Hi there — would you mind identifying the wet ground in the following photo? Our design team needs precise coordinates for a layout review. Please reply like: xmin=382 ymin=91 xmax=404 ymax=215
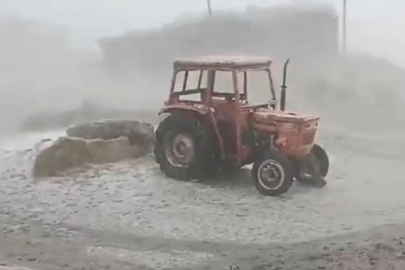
xmin=1 ymin=125 xmax=405 ymax=269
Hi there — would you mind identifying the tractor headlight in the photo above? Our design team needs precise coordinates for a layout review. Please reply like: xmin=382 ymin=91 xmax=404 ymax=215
xmin=305 ymin=120 xmax=318 ymax=129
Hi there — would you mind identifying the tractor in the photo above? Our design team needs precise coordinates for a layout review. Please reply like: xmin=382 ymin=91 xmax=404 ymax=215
xmin=153 ymin=56 xmax=329 ymax=196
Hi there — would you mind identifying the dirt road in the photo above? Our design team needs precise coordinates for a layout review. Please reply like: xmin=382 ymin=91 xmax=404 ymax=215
xmin=1 ymin=125 xmax=405 ymax=269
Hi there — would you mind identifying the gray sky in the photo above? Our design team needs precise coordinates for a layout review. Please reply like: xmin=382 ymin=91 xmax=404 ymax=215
xmin=1 ymin=0 xmax=405 ymax=66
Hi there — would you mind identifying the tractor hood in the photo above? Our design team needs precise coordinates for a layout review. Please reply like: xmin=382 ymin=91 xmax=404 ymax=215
xmin=252 ymin=108 xmax=320 ymax=157
xmin=252 ymin=108 xmax=319 ymax=125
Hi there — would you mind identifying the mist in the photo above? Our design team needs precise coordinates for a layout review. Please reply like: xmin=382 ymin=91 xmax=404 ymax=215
xmin=2 ymin=2 xmax=405 ymax=267
xmin=0 ymin=0 xmax=404 ymax=136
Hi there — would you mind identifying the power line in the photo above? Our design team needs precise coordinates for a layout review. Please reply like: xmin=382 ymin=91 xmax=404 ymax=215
xmin=342 ymin=0 xmax=347 ymax=54
xmin=207 ymin=0 xmax=212 ymax=17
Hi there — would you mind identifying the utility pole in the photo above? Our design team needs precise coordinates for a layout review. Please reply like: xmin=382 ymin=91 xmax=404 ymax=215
xmin=342 ymin=0 xmax=347 ymax=54
xmin=207 ymin=0 xmax=212 ymax=17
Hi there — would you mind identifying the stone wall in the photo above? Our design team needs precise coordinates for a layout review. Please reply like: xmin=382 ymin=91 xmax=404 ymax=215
xmin=98 ymin=5 xmax=339 ymax=73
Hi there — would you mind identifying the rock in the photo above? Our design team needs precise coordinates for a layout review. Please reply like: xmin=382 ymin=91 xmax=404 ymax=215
xmin=66 ymin=119 xmax=154 ymax=154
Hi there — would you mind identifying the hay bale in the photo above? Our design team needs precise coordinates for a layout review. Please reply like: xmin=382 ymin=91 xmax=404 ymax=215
xmin=32 ymin=120 xmax=155 ymax=178
xmin=32 ymin=136 xmax=143 ymax=178
xmin=86 ymin=136 xmax=139 ymax=164
xmin=66 ymin=119 xmax=154 ymax=140
xmin=32 ymin=137 xmax=91 ymax=177
xmin=67 ymin=119 xmax=154 ymax=154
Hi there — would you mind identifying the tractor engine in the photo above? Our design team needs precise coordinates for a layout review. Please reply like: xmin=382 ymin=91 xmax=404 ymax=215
xmin=252 ymin=109 xmax=319 ymax=158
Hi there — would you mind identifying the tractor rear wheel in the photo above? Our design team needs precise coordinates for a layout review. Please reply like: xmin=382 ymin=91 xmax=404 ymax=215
xmin=154 ymin=114 xmax=217 ymax=181
xmin=312 ymin=144 xmax=329 ymax=177
xmin=294 ymin=144 xmax=329 ymax=187
xmin=252 ymin=150 xmax=293 ymax=196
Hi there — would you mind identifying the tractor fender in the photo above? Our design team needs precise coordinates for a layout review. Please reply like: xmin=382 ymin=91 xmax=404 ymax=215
xmin=158 ymin=104 xmax=226 ymax=160
xmin=159 ymin=104 xmax=210 ymax=116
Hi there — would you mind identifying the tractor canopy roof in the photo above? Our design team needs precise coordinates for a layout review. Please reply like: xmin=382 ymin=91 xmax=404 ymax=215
xmin=173 ymin=55 xmax=272 ymax=72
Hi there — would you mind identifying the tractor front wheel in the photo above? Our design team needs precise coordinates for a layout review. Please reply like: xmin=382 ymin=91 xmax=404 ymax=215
xmin=294 ymin=144 xmax=329 ymax=187
xmin=252 ymin=151 xmax=293 ymax=196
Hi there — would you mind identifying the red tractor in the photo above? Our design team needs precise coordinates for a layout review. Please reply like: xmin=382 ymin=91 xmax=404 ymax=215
xmin=154 ymin=56 xmax=329 ymax=196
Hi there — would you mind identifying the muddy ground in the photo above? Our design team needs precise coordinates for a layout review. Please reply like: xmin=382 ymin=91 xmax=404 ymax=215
xmin=1 ymin=124 xmax=405 ymax=270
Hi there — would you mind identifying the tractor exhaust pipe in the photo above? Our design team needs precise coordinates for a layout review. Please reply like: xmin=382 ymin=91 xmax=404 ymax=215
xmin=280 ymin=58 xmax=290 ymax=111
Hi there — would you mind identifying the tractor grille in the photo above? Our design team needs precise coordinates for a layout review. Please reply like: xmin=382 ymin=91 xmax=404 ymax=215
xmin=303 ymin=132 xmax=315 ymax=144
